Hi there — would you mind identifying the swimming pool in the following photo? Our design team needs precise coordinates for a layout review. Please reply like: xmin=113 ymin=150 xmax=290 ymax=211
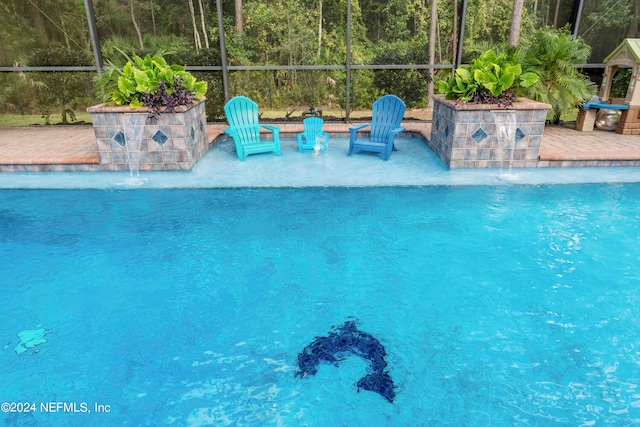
xmin=2 ymin=185 xmax=640 ymax=426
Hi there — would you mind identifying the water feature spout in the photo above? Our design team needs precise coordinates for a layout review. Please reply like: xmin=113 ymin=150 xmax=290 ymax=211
xmin=302 ymin=105 xmax=323 ymax=117
xmin=492 ymin=110 xmax=517 ymax=177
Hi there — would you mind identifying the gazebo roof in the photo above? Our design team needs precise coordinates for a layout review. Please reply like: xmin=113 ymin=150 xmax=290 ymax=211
xmin=603 ymin=38 xmax=640 ymax=65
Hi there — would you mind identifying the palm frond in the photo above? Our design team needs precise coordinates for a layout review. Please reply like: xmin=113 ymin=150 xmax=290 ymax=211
xmin=521 ymin=26 xmax=596 ymax=123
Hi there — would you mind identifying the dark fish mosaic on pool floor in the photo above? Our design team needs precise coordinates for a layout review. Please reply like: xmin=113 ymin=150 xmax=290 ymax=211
xmin=295 ymin=320 xmax=396 ymax=403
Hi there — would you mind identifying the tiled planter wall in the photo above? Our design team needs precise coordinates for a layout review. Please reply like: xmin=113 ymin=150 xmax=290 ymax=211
xmin=430 ymin=95 xmax=551 ymax=168
xmin=87 ymin=98 xmax=208 ymax=171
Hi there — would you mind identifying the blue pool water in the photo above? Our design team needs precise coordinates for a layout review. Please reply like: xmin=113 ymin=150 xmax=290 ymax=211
xmin=2 ymin=185 xmax=640 ymax=426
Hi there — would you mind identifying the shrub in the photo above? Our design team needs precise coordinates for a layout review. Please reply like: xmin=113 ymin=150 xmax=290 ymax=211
xmin=520 ymin=26 xmax=597 ymax=122
xmin=372 ymin=45 xmax=431 ymax=107
xmin=28 ymin=45 xmax=94 ymax=123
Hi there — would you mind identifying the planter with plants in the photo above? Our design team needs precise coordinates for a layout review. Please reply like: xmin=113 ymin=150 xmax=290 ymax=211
xmin=87 ymin=54 xmax=209 ymax=171
xmin=432 ymin=49 xmax=551 ymax=169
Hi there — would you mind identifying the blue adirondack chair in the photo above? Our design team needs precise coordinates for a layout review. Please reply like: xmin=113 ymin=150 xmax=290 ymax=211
xmin=348 ymin=95 xmax=406 ymax=161
xmin=297 ymin=117 xmax=329 ymax=152
xmin=223 ymin=96 xmax=282 ymax=161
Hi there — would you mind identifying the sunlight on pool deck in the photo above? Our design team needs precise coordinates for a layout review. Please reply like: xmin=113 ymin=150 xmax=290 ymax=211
xmin=2 ymin=123 xmax=640 ymax=189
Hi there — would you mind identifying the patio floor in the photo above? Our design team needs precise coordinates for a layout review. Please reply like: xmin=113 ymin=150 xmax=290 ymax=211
xmin=1 ymin=122 xmax=640 ymax=173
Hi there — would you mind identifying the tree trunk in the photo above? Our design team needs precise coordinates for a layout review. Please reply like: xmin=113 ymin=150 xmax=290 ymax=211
xmin=130 ymin=0 xmax=144 ymax=50
xmin=317 ymin=0 xmax=323 ymax=58
xmin=427 ymin=0 xmax=437 ymax=109
xmin=28 ymin=0 xmax=48 ymax=44
xmin=234 ymin=0 xmax=243 ymax=34
xmin=198 ymin=0 xmax=210 ymax=49
xmin=628 ymin=0 xmax=639 ymax=37
xmin=187 ymin=0 xmax=202 ymax=51
xmin=509 ymin=0 xmax=525 ymax=47
xmin=60 ymin=15 xmax=70 ymax=49
xmin=150 ymin=0 xmax=156 ymax=37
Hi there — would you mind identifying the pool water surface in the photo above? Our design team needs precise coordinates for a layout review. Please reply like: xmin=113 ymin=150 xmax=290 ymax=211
xmin=1 ymin=185 xmax=640 ymax=426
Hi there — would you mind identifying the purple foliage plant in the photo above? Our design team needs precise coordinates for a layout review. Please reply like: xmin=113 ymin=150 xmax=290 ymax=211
xmin=140 ymin=76 xmax=196 ymax=121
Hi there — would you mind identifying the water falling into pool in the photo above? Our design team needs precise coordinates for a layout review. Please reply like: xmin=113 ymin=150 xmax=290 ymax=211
xmin=120 ymin=114 xmax=147 ymax=186
xmin=493 ymin=110 xmax=518 ymax=179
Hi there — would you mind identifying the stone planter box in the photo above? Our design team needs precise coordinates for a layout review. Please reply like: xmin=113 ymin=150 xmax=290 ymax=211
xmin=87 ymin=98 xmax=208 ymax=171
xmin=429 ymin=94 xmax=551 ymax=168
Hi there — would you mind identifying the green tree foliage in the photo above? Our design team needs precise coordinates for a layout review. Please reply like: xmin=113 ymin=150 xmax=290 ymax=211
xmin=462 ymin=0 xmax=536 ymax=57
xmin=167 ymin=49 xmax=225 ymax=120
xmin=610 ymin=68 xmax=633 ymax=98
xmin=579 ymin=0 xmax=640 ymax=62
xmin=96 ymin=0 xmax=192 ymax=45
xmin=0 ymin=0 xmax=631 ymax=120
xmin=28 ymin=45 xmax=94 ymax=123
xmin=227 ymin=0 xmax=316 ymax=66
xmin=0 ymin=0 xmax=89 ymax=66
xmin=371 ymin=42 xmax=431 ymax=107
xmin=0 ymin=73 xmax=36 ymax=115
xmin=0 ymin=2 xmax=35 ymax=66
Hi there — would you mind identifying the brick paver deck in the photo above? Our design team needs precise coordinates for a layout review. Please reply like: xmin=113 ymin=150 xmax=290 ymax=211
xmin=0 ymin=122 xmax=639 ymax=171
xmin=539 ymin=124 xmax=640 ymax=166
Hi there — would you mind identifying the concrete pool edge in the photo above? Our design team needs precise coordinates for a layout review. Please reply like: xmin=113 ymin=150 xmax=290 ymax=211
xmin=2 ymin=166 xmax=640 ymax=190
xmin=2 ymin=133 xmax=640 ymax=189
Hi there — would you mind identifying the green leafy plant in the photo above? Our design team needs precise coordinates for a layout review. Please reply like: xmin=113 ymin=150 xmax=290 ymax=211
xmin=437 ymin=49 xmax=539 ymax=106
xmin=610 ymin=68 xmax=632 ymax=99
xmin=96 ymin=53 xmax=207 ymax=113
xmin=519 ymin=27 xmax=597 ymax=123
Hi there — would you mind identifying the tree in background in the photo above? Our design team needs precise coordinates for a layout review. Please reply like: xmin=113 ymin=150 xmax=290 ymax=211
xmin=235 ymin=0 xmax=243 ymax=34
xmin=130 ymin=0 xmax=144 ymax=49
xmin=198 ymin=0 xmax=210 ymax=48
xmin=0 ymin=1 xmax=35 ymax=66
xmin=0 ymin=0 xmax=89 ymax=66
xmin=1 ymin=0 xmax=630 ymax=120
xmin=316 ymin=0 xmax=324 ymax=58
xmin=187 ymin=0 xmax=202 ymax=50
xmin=372 ymin=44 xmax=430 ymax=107
xmin=29 ymin=45 xmax=94 ymax=123
xmin=463 ymin=0 xmax=535 ymax=56
xmin=579 ymin=0 xmax=640 ymax=62
xmin=509 ymin=0 xmax=525 ymax=47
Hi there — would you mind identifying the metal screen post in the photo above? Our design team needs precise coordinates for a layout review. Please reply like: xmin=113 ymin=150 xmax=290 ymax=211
xmin=345 ymin=0 xmax=351 ymax=121
xmin=571 ymin=0 xmax=585 ymax=37
xmin=216 ymin=0 xmax=230 ymax=101
xmin=455 ymin=0 xmax=468 ymax=69
xmin=84 ymin=0 xmax=103 ymax=73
